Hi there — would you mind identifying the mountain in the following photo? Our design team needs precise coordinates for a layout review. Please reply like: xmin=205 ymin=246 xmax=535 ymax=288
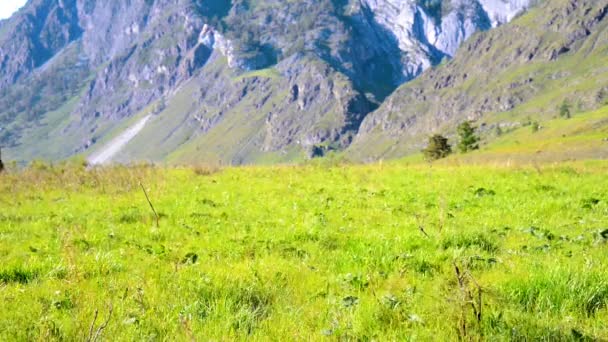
xmin=349 ymin=0 xmax=608 ymax=161
xmin=0 ymin=0 xmax=531 ymax=164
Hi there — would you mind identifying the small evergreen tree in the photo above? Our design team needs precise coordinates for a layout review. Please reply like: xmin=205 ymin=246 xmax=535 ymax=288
xmin=423 ymin=135 xmax=452 ymax=161
xmin=559 ymin=100 xmax=571 ymax=119
xmin=457 ymin=121 xmax=480 ymax=153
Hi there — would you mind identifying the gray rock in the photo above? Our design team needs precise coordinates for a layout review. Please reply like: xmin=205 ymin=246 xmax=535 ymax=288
xmin=0 ymin=0 xmax=532 ymax=164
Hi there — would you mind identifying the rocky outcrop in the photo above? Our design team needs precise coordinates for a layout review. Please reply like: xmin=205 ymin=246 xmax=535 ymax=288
xmin=356 ymin=0 xmax=530 ymax=84
xmin=0 ymin=0 xmax=534 ymax=164
xmin=264 ymin=54 xmax=373 ymax=151
xmin=349 ymin=0 xmax=608 ymax=161
xmin=0 ymin=0 xmax=82 ymax=89
xmin=75 ymin=1 xmax=210 ymax=121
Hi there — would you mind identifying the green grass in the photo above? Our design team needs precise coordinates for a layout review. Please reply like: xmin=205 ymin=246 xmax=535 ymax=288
xmin=486 ymin=108 xmax=608 ymax=155
xmin=386 ymin=105 xmax=608 ymax=166
xmin=349 ymin=0 xmax=608 ymax=161
xmin=1 ymin=160 xmax=608 ymax=340
xmin=485 ymin=107 xmax=607 ymax=161
xmin=232 ymin=68 xmax=282 ymax=82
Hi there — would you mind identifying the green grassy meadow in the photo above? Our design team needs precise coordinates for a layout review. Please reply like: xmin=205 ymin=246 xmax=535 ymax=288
xmin=1 ymin=160 xmax=608 ymax=340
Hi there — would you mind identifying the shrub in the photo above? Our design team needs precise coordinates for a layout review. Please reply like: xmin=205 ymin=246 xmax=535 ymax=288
xmin=193 ymin=164 xmax=222 ymax=176
xmin=422 ymin=134 xmax=452 ymax=161
xmin=531 ymin=121 xmax=540 ymax=133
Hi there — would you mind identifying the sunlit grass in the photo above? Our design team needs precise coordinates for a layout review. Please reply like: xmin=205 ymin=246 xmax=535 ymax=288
xmin=1 ymin=160 xmax=607 ymax=340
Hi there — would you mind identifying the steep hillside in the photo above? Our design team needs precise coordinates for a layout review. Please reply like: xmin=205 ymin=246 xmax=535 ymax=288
xmin=0 ymin=0 xmax=530 ymax=164
xmin=349 ymin=0 xmax=608 ymax=161
xmin=400 ymin=105 xmax=608 ymax=165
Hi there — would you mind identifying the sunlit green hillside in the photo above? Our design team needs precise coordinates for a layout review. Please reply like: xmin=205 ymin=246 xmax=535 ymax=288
xmin=422 ymin=105 xmax=608 ymax=165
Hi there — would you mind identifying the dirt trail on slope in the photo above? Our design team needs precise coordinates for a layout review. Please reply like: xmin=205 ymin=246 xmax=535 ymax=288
xmin=87 ymin=115 xmax=151 ymax=165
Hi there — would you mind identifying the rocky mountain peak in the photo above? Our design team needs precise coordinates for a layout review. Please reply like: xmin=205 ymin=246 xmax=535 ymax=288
xmin=1 ymin=0 xmax=533 ymax=164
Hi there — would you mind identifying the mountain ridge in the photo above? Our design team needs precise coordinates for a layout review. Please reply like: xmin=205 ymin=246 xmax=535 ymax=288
xmin=7 ymin=0 xmax=591 ymax=165
xmin=348 ymin=0 xmax=608 ymax=161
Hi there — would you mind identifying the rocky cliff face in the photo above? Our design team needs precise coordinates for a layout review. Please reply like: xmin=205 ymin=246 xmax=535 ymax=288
xmin=0 ymin=0 xmax=82 ymax=89
xmin=350 ymin=0 xmax=531 ymax=86
xmin=349 ymin=0 xmax=608 ymax=161
xmin=0 ymin=0 xmax=531 ymax=164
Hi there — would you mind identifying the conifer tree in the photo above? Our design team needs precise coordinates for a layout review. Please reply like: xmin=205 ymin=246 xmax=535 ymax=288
xmin=457 ymin=121 xmax=480 ymax=153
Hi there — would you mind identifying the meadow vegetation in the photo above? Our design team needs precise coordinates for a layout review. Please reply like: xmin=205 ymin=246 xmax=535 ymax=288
xmin=1 ymin=158 xmax=608 ymax=340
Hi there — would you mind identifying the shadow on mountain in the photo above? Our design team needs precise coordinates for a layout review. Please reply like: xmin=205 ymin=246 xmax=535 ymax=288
xmin=194 ymin=0 xmax=232 ymax=21
xmin=321 ymin=0 xmax=406 ymax=103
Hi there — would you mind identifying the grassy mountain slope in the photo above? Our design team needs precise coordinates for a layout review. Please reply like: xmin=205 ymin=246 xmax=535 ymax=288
xmin=466 ymin=106 xmax=608 ymax=163
xmin=1 ymin=0 xmax=533 ymax=165
xmin=392 ymin=105 xmax=608 ymax=166
xmin=0 ymin=41 xmax=93 ymax=160
xmin=99 ymin=52 xmax=371 ymax=165
xmin=1 ymin=0 xmax=375 ymax=164
xmin=349 ymin=0 xmax=608 ymax=161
